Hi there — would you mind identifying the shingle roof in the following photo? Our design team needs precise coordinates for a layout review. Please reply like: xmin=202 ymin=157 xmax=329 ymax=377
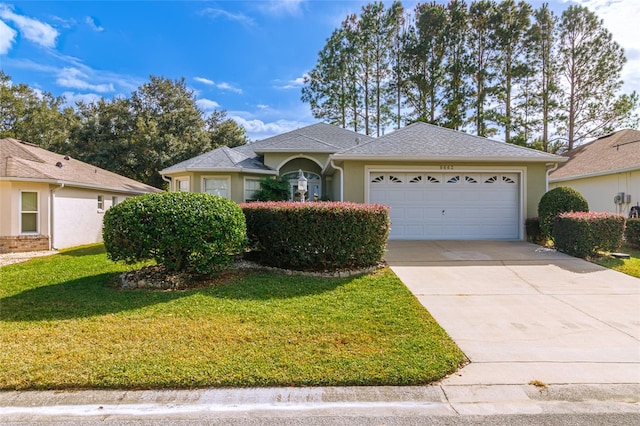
xmin=160 ymin=146 xmax=275 ymax=174
xmin=1 ymin=138 xmax=159 ymax=194
xmin=549 ymin=129 xmax=640 ymax=180
xmin=249 ymin=122 xmax=373 ymax=154
xmin=333 ymin=122 xmax=564 ymax=162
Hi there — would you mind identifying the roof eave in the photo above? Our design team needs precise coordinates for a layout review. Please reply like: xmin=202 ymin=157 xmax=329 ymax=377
xmin=330 ymin=155 xmax=567 ymax=163
xmin=550 ymin=164 xmax=640 ymax=183
xmin=160 ymin=167 xmax=277 ymax=175
xmin=0 ymin=177 xmax=158 ymax=194
xmin=254 ymin=149 xmax=337 ymax=154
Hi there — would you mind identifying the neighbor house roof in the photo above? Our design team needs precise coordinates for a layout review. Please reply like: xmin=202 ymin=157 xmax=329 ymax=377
xmin=549 ymin=129 xmax=640 ymax=181
xmin=332 ymin=122 xmax=565 ymax=163
xmin=159 ymin=146 xmax=276 ymax=175
xmin=0 ymin=138 xmax=160 ymax=194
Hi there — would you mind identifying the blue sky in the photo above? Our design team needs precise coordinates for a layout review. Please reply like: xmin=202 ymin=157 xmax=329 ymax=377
xmin=1 ymin=0 xmax=638 ymax=141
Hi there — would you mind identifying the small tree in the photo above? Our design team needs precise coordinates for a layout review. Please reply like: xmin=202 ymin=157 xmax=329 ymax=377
xmin=103 ymin=192 xmax=246 ymax=273
xmin=253 ymin=177 xmax=290 ymax=201
xmin=538 ymin=186 xmax=588 ymax=240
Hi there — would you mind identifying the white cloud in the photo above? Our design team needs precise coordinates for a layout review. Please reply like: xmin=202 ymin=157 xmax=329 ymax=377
xmin=0 ymin=4 xmax=58 ymax=48
xmin=230 ymin=116 xmax=310 ymax=140
xmin=200 ymin=8 xmax=254 ymax=26
xmin=194 ymin=77 xmax=215 ymax=85
xmin=196 ymin=98 xmax=220 ymax=111
xmin=0 ymin=18 xmax=16 ymax=54
xmin=275 ymin=73 xmax=308 ymax=90
xmin=61 ymin=91 xmax=102 ymax=106
xmin=85 ymin=16 xmax=104 ymax=32
xmin=56 ymin=67 xmax=115 ymax=93
xmin=258 ymin=0 xmax=306 ymax=17
xmin=216 ymin=82 xmax=243 ymax=94
xmin=257 ymin=104 xmax=270 ymax=110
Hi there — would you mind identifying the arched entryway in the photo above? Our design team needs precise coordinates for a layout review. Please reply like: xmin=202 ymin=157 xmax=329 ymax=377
xmin=278 ymin=157 xmax=323 ymax=201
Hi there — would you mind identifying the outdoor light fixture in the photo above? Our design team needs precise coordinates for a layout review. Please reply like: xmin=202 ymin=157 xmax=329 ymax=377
xmin=297 ymin=169 xmax=308 ymax=202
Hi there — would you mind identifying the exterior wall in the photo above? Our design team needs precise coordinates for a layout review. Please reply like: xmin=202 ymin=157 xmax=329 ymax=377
xmin=53 ymin=187 xmax=134 ymax=249
xmin=0 ymin=182 xmax=51 ymax=252
xmin=340 ymin=160 xmax=549 ymax=220
xmin=550 ymin=170 xmax=640 ymax=215
xmin=166 ymin=172 xmax=270 ymax=204
xmin=263 ymin=152 xmax=329 ymax=172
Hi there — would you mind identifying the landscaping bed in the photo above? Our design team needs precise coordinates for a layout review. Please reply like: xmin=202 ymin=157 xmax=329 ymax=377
xmin=0 ymin=245 xmax=466 ymax=390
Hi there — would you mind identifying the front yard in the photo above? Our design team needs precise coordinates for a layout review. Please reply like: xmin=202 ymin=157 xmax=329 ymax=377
xmin=594 ymin=245 xmax=640 ymax=279
xmin=0 ymin=245 xmax=465 ymax=390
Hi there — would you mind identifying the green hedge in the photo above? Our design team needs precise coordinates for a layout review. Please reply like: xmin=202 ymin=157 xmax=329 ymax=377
xmin=241 ymin=202 xmax=390 ymax=271
xmin=553 ymin=212 xmax=625 ymax=258
xmin=538 ymin=187 xmax=589 ymax=240
xmin=103 ymin=192 xmax=246 ymax=273
xmin=525 ymin=217 xmax=545 ymax=245
xmin=625 ymin=218 xmax=640 ymax=248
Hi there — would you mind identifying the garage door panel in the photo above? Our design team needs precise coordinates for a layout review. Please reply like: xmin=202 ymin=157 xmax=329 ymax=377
xmin=370 ymin=172 xmax=520 ymax=240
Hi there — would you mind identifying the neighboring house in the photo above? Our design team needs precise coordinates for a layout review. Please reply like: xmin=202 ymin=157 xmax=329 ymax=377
xmin=549 ymin=129 xmax=640 ymax=216
xmin=0 ymin=138 xmax=159 ymax=253
xmin=161 ymin=122 xmax=564 ymax=240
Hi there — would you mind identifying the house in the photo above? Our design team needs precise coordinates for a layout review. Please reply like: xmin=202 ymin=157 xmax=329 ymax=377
xmin=549 ymin=129 xmax=640 ymax=215
xmin=0 ymin=138 xmax=160 ymax=253
xmin=160 ymin=122 xmax=564 ymax=240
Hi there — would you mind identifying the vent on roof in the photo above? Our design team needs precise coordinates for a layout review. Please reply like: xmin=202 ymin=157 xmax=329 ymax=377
xmin=355 ymin=137 xmax=361 ymax=145
xmin=64 ymin=155 xmax=70 ymax=160
xmin=55 ymin=162 xmax=63 ymax=168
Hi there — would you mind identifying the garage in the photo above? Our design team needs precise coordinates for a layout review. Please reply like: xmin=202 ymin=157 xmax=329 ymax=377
xmin=369 ymin=171 xmax=520 ymax=240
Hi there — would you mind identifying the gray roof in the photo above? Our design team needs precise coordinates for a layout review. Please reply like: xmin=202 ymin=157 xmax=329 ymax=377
xmin=160 ymin=146 xmax=275 ymax=174
xmin=333 ymin=122 xmax=565 ymax=162
xmin=1 ymin=138 xmax=160 ymax=194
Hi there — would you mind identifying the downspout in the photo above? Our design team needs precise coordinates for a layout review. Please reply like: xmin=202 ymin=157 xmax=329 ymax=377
xmin=545 ymin=163 xmax=559 ymax=192
xmin=49 ymin=183 xmax=64 ymax=250
xmin=161 ymin=175 xmax=172 ymax=191
xmin=330 ymin=160 xmax=344 ymax=202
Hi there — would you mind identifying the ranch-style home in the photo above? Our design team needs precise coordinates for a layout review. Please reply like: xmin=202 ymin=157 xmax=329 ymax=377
xmin=0 ymin=138 xmax=159 ymax=253
xmin=549 ymin=129 xmax=640 ymax=216
xmin=161 ymin=122 xmax=565 ymax=241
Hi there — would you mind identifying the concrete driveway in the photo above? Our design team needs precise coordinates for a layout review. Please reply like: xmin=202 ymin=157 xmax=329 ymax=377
xmin=386 ymin=240 xmax=640 ymax=386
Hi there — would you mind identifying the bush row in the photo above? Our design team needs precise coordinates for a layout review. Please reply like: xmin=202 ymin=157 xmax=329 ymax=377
xmin=241 ymin=201 xmax=390 ymax=271
xmin=103 ymin=192 xmax=246 ymax=273
xmin=626 ymin=218 xmax=640 ymax=249
xmin=552 ymin=212 xmax=625 ymax=258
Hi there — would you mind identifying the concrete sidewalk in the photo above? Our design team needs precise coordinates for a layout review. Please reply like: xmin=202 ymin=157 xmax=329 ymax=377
xmin=387 ymin=240 xmax=640 ymax=387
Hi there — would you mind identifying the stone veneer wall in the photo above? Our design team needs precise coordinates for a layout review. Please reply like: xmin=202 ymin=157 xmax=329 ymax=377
xmin=0 ymin=235 xmax=50 ymax=253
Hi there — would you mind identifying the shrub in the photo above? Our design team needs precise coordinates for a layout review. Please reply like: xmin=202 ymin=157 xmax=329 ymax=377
xmin=103 ymin=192 xmax=246 ymax=273
xmin=241 ymin=201 xmax=390 ymax=271
xmin=625 ymin=218 xmax=640 ymax=248
xmin=553 ymin=212 xmax=625 ymax=258
xmin=252 ymin=177 xmax=291 ymax=201
xmin=538 ymin=187 xmax=589 ymax=239
xmin=525 ymin=217 xmax=545 ymax=245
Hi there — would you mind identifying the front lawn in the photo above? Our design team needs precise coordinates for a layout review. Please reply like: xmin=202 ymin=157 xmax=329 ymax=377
xmin=0 ymin=245 xmax=465 ymax=390
xmin=594 ymin=245 xmax=640 ymax=279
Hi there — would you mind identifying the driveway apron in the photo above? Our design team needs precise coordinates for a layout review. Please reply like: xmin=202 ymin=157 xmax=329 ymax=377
xmin=386 ymin=240 xmax=640 ymax=386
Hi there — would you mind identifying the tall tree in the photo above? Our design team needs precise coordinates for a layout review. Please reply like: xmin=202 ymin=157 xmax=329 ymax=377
xmin=205 ymin=110 xmax=248 ymax=149
xmin=441 ymin=0 xmax=470 ymax=130
xmin=558 ymin=5 xmax=638 ymax=150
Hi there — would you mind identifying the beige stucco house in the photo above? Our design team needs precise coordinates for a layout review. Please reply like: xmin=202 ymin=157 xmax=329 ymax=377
xmin=161 ymin=122 xmax=565 ymax=240
xmin=0 ymin=138 xmax=159 ymax=253
xmin=549 ymin=129 xmax=640 ymax=216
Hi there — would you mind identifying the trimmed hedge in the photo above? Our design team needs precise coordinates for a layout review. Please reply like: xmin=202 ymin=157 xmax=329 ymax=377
xmin=525 ymin=217 xmax=545 ymax=245
xmin=241 ymin=201 xmax=390 ymax=271
xmin=538 ymin=187 xmax=589 ymax=239
xmin=553 ymin=212 xmax=625 ymax=258
xmin=103 ymin=192 xmax=246 ymax=273
xmin=625 ymin=218 xmax=640 ymax=248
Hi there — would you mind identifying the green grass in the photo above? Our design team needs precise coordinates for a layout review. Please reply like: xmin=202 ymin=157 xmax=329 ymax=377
xmin=594 ymin=245 xmax=640 ymax=279
xmin=0 ymin=245 xmax=465 ymax=390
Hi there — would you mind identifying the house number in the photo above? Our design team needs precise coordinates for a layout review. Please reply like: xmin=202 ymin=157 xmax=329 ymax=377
xmin=440 ymin=165 xmax=454 ymax=170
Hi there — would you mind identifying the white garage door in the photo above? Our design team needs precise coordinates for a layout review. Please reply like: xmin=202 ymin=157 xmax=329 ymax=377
xmin=369 ymin=172 xmax=520 ymax=240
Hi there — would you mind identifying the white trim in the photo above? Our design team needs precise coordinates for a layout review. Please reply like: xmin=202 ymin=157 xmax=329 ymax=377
xmin=0 ymin=177 xmax=155 ymax=195
xmin=549 ymin=165 xmax=640 ymax=183
xmin=160 ymin=167 xmax=276 ymax=175
xmin=175 ymin=177 xmax=190 ymax=192
xmin=201 ymin=175 xmax=231 ymax=198
xmin=275 ymin=155 xmax=324 ymax=172
xmin=19 ymin=190 xmax=39 ymax=235
xmin=365 ymin=166 xmax=525 ymax=240
xmin=333 ymin=154 xmax=565 ymax=163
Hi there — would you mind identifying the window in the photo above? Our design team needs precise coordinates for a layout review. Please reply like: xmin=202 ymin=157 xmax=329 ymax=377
xmin=20 ymin=191 xmax=38 ymax=234
xmin=203 ymin=178 xmax=229 ymax=198
xmin=244 ymin=178 xmax=261 ymax=201
xmin=176 ymin=178 xmax=190 ymax=192
xmin=97 ymin=195 xmax=104 ymax=210
xmin=112 ymin=196 xmax=118 ymax=207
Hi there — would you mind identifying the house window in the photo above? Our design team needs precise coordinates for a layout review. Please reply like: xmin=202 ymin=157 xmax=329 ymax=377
xmin=111 ymin=196 xmax=118 ymax=207
xmin=20 ymin=191 xmax=38 ymax=234
xmin=97 ymin=195 xmax=104 ymax=210
xmin=245 ymin=178 xmax=262 ymax=201
xmin=203 ymin=178 xmax=229 ymax=198
xmin=176 ymin=178 xmax=190 ymax=192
